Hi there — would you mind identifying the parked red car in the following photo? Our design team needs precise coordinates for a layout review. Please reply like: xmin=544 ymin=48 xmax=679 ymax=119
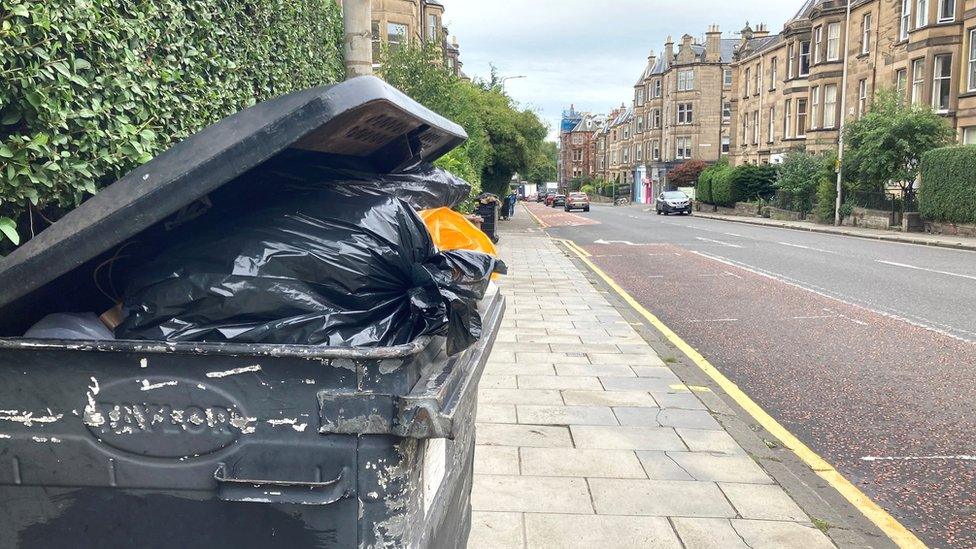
xmin=544 ymin=193 xmax=557 ymax=206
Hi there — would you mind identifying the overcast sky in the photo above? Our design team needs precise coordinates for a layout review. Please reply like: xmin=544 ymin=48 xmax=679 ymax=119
xmin=440 ymin=0 xmax=803 ymax=140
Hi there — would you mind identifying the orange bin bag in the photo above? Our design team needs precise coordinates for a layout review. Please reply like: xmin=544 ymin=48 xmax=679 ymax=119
xmin=420 ymin=207 xmax=498 ymax=257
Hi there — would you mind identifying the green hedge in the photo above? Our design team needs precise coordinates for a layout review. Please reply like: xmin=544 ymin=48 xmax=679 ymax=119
xmin=697 ymin=159 xmax=730 ymax=205
xmin=0 ymin=0 xmax=344 ymax=246
xmin=698 ymin=161 xmax=778 ymax=207
xmin=920 ymin=145 xmax=976 ymax=224
xmin=710 ymin=167 xmax=736 ymax=206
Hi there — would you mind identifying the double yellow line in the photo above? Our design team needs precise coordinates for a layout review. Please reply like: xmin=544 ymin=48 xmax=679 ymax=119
xmin=557 ymin=239 xmax=925 ymax=549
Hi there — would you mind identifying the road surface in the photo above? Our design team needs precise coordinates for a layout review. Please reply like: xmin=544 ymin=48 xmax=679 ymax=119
xmin=529 ymin=201 xmax=976 ymax=548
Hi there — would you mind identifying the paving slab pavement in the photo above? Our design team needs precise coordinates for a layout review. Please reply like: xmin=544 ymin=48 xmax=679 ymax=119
xmin=467 ymin=213 xmax=839 ymax=548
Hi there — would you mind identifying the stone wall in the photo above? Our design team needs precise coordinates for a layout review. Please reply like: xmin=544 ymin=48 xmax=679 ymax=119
xmin=849 ymin=206 xmax=893 ymax=230
xmin=734 ymin=202 xmax=762 ymax=216
xmin=765 ymin=206 xmax=804 ymax=221
xmin=923 ymin=220 xmax=976 ymax=237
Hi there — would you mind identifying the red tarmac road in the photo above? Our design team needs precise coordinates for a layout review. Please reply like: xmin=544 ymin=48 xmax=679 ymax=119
xmin=575 ymin=239 xmax=976 ymax=548
xmin=524 ymin=201 xmax=600 ymax=228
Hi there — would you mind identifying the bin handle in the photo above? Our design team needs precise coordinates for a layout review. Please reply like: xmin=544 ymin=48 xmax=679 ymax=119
xmin=214 ymin=464 xmax=352 ymax=506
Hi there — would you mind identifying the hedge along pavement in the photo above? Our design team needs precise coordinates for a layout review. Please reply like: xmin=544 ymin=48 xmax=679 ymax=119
xmin=0 ymin=0 xmax=344 ymax=248
xmin=919 ymin=145 xmax=976 ymax=225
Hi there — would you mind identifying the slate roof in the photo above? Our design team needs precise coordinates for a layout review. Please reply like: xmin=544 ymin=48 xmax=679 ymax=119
xmin=637 ymin=37 xmax=740 ymax=83
xmin=788 ymin=0 xmax=825 ymax=23
xmin=571 ymin=113 xmax=608 ymax=133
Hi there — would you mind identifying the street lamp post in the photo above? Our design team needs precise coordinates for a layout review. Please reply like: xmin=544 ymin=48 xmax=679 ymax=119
xmin=834 ymin=0 xmax=852 ymax=226
xmin=342 ymin=0 xmax=373 ymax=79
xmin=499 ymin=75 xmax=527 ymax=90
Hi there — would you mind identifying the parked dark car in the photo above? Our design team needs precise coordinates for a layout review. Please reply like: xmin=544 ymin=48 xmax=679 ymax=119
xmin=551 ymin=194 xmax=567 ymax=208
xmin=656 ymin=191 xmax=692 ymax=215
xmin=564 ymin=192 xmax=590 ymax=212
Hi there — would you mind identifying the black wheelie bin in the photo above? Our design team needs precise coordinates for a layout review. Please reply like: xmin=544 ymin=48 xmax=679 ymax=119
xmin=0 ymin=76 xmax=504 ymax=549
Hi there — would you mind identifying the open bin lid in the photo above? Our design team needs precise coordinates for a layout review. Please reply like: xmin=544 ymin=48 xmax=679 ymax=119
xmin=0 ymin=76 xmax=467 ymax=333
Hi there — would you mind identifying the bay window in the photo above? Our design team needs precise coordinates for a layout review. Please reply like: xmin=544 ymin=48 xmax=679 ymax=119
xmin=827 ymin=23 xmax=841 ymax=61
xmin=810 ymin=86 xmax=820 ymax=129
xmin=933 ymin=54 xmax=951 ymax=112
xmin=911 ymin=58 xmax=925 ymax=104
xmin=796 ymin=99 xmax=808 ymax=137
xmin=784 ymin=99 xmax=793 ymax=138
xmin=901 ymin=0 xmax=912 ymax=40
xmin=823 ymin=84 xmax=837 ymax=128
xmin=939 ymin=0 xmax=955 ymax=22
xmin=814 ymin=26 xmax=823 ymax=63
xmin=799 ymin=41 xmax=811 ymax=76
xmin=916 ymin=0 xmax=928 ymax=29
xmin=969 ymin=29 xmax=976 ymax=91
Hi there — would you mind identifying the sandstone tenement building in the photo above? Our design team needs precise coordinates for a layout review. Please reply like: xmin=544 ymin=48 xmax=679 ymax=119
xmin=338 ymin=0 xmax=463 ymax=76
xmin=580 ymin=0 xmax=976 ymax=203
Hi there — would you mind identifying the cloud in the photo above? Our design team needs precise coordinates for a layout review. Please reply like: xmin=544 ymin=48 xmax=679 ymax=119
xmin=439 ymin=0 xmax=802 ymax=140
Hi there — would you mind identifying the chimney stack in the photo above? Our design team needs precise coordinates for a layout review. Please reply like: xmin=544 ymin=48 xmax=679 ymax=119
xmin=663 ymin=35 xmax=674 ymax=69
xmin=753 ymin=23 xmax=770 ymax=39
xmin=705 ymin=24 xmax=721 ymax=62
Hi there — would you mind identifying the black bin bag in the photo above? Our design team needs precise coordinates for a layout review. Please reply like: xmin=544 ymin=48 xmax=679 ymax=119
xmin=259 ymin=151 xmax=473 ymax=211
xmin=116 ymin=184 xmax=506 ymax=355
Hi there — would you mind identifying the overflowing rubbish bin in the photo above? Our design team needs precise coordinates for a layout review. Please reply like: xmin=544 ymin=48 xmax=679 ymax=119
xmin=0 ymin=76 xmax=505 ymax=548
xmin=474 ymin=194 xmax=500 ymax=243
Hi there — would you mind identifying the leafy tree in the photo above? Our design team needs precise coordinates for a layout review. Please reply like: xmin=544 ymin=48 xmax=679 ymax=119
xmin=379 ymin=43 xmax=548 ymax=198
xmin=473 ymin=85 xmax=548 ymax=195
xmin=669 ymin=160 xmax=708 ymax=186
xmin=775 ymin=150 xmax=833 ymax=213
xmin=526 ymin=141 xmax=558 ymax=185
xmin=843 ymin=90 xmax=954 ymax=205
xmin=378 ymin=43 xmax=487 ymax=193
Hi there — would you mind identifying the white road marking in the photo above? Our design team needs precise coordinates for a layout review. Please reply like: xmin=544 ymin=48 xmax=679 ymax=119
xmin=724 ymin=232 xmax=744 ymax=237
xmin=687 ymin=318 xmax=739 ymax=323
xmin=862 ymin=455 xmax=976 ymax=462
xmin=690 ymin=251 xmax=974 ymax=342
xmin=696 ymin=237 xmax=743 ymax=248
xmin=792 ymin=315 xmax=837 ymax=320
xmin=822 ymin=308 xmax=870 ymax=326
xmin=699 ymin=272 xmax=743 ymax=279
xmin=777 ymin=242 xmax=837 ymax=254
xmin=876 ymin=260 xmax=976 ymax=281
xmin=594 ymin=239 xmax=639 ymax=246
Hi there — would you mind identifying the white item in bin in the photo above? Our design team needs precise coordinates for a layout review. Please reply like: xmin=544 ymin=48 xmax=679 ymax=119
xmin=24 ymin=313 xmax=115 ymax=340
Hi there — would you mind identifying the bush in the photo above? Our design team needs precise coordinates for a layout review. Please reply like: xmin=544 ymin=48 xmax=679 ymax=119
xmin=710 ymin=167 xmax=735 ymax=206
xmin=669 ymin=160 xmax=708 ymax=186
xmin=816 ymin=179 xmax=838 ymax=222
xmin=698 ymin=158 xmax=731 ymax=205
xmin=708 ymin=163 xmax=778 ymax=207
xmin=815 ymin=178 xmax=854 ymax=223
xmin=0 ymin=0 xmax=344 ymax=248
xmin=730 ymin=164 xmax=779 ymax=202
xmin=776 ymin=150 xmax=833 ymax=214
xmin=919 ymin=145 xmax=976 ymax=224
